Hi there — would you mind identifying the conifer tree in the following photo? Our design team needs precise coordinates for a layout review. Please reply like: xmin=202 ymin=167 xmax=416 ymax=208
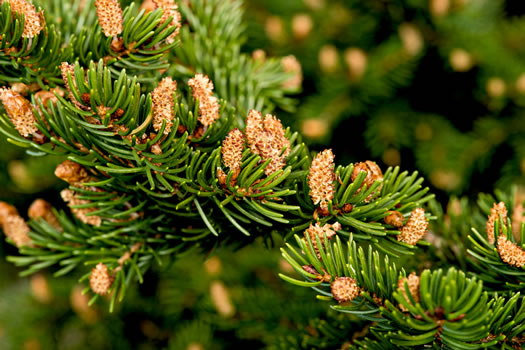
xmin=0 ymin=0 xmax=523 ymax=349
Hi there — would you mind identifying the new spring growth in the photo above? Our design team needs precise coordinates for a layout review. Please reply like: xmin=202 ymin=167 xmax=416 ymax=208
xmin=308 ymin=149 xmax=335 ymax=210
xmin=0 ymin=88 xmax=38 ymax=137
xmin=152 ymin=0 xmax=181 ymax=43
xmin=95 ymin=0 xmax=123 ymax=37
xmin=5 ymin=0 xmax=45 ymax=38
xmin=188 ymin=74 xmax=221 ymax=127
xmin=486 ymin=201 xmax=507 ymax=244
xmin=330 ymin=277 xmax=360 ymax=303
xmin=152 ymin=77 xmax=177 ymax=135
xmin=397 ymin=272 xmax=420 ymax=312
xmin=245 ymin=110 xmax=290 ymax=175
xmin=397 ymin=208 xmax=428 ymax=245
xmin=90 ymin=263 xmax=114 ymax=295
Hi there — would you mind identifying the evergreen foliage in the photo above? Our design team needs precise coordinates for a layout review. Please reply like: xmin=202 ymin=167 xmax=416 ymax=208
xmin=0 ymin=0 xmax=523 ymax=349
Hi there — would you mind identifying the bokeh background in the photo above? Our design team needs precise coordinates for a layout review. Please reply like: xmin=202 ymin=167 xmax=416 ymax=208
xmin=1 ymin=0 xmax=525 ymax=348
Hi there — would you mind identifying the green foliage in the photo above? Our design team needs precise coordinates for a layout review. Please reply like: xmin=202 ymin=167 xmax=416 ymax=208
xmin=0 ymin=1 xmax=523 ymax=349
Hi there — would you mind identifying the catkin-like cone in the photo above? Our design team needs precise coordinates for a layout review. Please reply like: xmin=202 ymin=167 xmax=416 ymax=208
xmin=308 ymin=149 xmax=335 ymax=209
xmin=151 ymin=77 xmax=177 ymax=135
xmin=331 ymin=277 xmax=360 ymax=303
xmin=497 ymin=235 xmax=525 ymax=268
xmin=90 ymin=263 xmax=114 ymax=295
xmin=6 ymin=0 xmax=45 ymax=38
xmin=95 ymin=0 xmax=123 ymax=37
xmin=221 ymin=128 xmax=245 ymax=170
xmin=0 ymin=88 xmax=38 ymax=137
xmin=245 ymin=110 xmax=290 ymax=175
xmin=397 ymin=208 xmax=428 ymax=245
xmin=188 ymin=74 xmax=220 ymax=127
xmin=3 ymin=215 xmax=32 ymax=247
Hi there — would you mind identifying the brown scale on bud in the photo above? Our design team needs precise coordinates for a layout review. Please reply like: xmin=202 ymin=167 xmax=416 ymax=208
xmin=281 ymin=55 xmax=303 ymax=90
xmin=385 ymin=210 xmax=404 ymax=228
xmin=331 ymin=277 xmax=360 ymax=303
xmin=152 ymin=0 xmax=181 ymax=44
xmin=397 ymin=208 xmax=428 ymax=245
xmin=28 ymin=199 xmax=62 ymax=231
xmin=308 ymin=149 xmax=335 ymax=210
xmin=486 ymin=202 xmax=507 ymax=245
xmin=497 ymin=235 xmax=525 ymax=268
xmin=188 ymin=74 xmax=221 ymax=127
xmin=341 ymin=203 xmax=353 ymax=213
xmin=151 ymin=143 xmax=162 ymax=155
xmin=222 ymin=128 xmax=245 ymax=171
xmin=303 ymin=222 xmax=341 ymax=259
xmin=397 ymin=272 xmax=420 ymax=312
xmin=89 ymin=263 xmax=114 ymax=295
xmin=151 ymin=77 xmax=177 ymax=135
xmin=61 ymin=189 xmax=102 ymax=226
xmin=55 ymin=160 xmax=93 ymax=186
xmin=6 ymin=0 xmax=45 ymax=38
xmin=95 ymin=0 xmax=123 ymax=37
xmin=0 ymin=88 xmax=38 ymax=137
xmin=245 ymin=110 xmax=290 ymax=176
xmin=351 ymin=161 xmax=383 ymax=202
xmin=302 ymin=265 xmax=331 ymax=282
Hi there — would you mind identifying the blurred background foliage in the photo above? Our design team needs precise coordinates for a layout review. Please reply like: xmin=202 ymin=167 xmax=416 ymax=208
xmin=1 ymin=0 xmax=525 ymax=348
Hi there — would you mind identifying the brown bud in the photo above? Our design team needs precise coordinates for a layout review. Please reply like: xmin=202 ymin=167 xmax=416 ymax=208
xmin=188 ymin=74 xmax=220 ymax=127
xmin=95 ymin=0 xmax=123 ymax=37
xmin=55 ymin=160 xmax=92 ymax=186
xmin=89 ymin=263 xmax=114 ymax=295
xmin=385 ymin=211 xmax=404 ymax=228
xmin=0 ymin=202 xmax=19 ymax=226
xmin=0 ymin=88 xmax=38 ymax=137
xmin=6 ymin=0 xmax=45 ymax=38
xmin=308 ymin=149 xmax=335 ymax=209
xmin=28 ymin=199 xmax=62 ymax=231
xmin=497 ymin=235 xmax=525 ymax=268
xmin=331 ymin=277 xmax=360 ymax=303
xmin=397 ymin=208 xmax=428 ymax=245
